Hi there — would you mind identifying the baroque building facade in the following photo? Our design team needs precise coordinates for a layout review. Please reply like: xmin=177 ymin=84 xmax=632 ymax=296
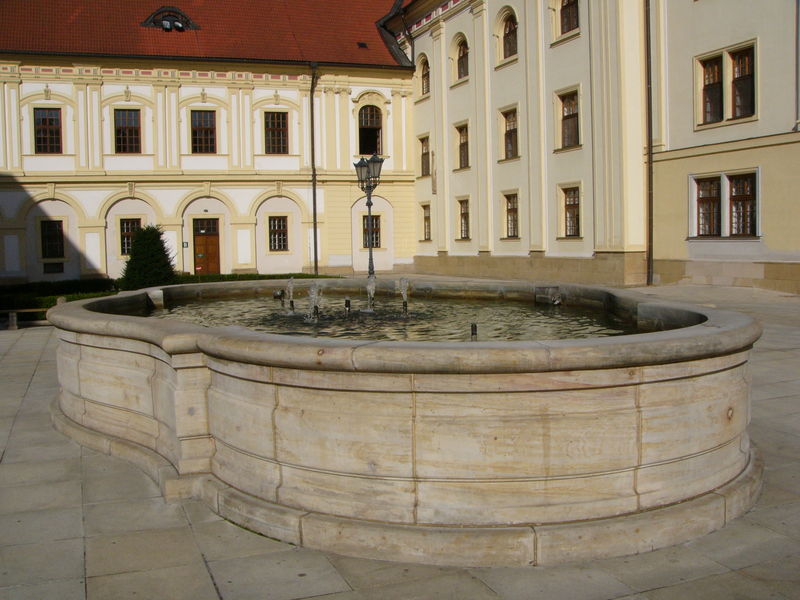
xmin=1 ymin=0 xmax=799 ymax=291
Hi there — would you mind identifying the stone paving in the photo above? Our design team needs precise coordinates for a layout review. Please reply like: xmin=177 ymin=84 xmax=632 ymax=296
xmin=1 ymin=283 xmax=799 ymax=599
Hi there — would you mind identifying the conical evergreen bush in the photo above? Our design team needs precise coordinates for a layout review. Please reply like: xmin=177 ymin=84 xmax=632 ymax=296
xmin=119 ymin=225 xmax=177 ymax=290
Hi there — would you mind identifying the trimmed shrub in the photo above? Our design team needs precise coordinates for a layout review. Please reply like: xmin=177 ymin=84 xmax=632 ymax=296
xmin=119 ymin=225 xmax=177 ymax=290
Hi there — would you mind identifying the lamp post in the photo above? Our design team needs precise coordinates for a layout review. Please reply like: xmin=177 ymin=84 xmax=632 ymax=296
xmin=353 ymin=153 xmax=384 ymax=278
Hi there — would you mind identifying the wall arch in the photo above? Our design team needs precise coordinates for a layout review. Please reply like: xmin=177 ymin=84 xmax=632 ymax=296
xmin=350 ymin=194 xmax=394 ymax=273
xmin=254 ymin=195 xmax=306 ymax=274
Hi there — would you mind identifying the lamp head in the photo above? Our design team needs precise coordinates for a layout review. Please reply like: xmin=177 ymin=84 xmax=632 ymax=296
xmin=353 ymin=157 xmax=369 ymax=185
xmin=367 ymin=153 xmax=384 ymax=180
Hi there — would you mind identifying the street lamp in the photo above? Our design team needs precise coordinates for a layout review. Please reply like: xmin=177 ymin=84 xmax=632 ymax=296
xmin=353 ymin=153 xmax=384 ymax=278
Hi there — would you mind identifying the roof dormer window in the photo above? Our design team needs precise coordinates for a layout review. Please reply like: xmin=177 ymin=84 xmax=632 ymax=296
xmin=142 ymin=6 xmax=199 ymax=31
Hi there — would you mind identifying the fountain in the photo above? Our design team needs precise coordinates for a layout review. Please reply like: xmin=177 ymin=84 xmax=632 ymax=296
xmin=47 ymin=276 xmax=763 ymax=567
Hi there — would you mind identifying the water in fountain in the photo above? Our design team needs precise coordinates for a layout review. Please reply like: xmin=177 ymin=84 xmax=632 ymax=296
xmin=307 ymin=282 xmax=321 ymax=322
xmin=286 ymin=277 xmax=295 ymax=313
xmin=399 ymin=278 xmax=409 ymax=316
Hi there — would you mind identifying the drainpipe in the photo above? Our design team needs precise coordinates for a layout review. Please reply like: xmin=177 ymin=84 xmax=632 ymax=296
xmin=796 ymin=0 xmax=800 ymax=130
xmin=309 ymin=62 xmax=319 ymax=275
xmin=644 ymin=0 xmax=654 ymax=285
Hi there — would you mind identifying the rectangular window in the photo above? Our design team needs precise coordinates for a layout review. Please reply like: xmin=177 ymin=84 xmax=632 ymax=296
xmin=701 ymin=57 xmax=723 ymax=124
xmin=696 ymin=177 xmax=721 ymax=236
xmin=40 ymin=220 xmax=64 ymax=259
xmin=560 ymin=0 xmax=579 ymax=35
xmin=503 ymin=110 xmax=518 ymax=159
xmin=120 ymin=218 xmax=142 ymax=256
xmin=457 ymin=125 xmax=469 ymax=169
xmin=114 ymin=109 xmax=141 ymax=154
xmin=34 ymin=108 xmax=62 ymax=154
xmin=362 ymin=215 xmax=381 ymax=249
xmin=729 ymin=173 xmax=756 ymax=236
xmin=505 ymin=194 xmax=519 ymax=238
xmin=459 ymin=200 xmax=470 ymax=240
xmin=560 ymin=92 xmax=579 ymax=149
xmin=564 ymin=187 xmax=580 ymax=237
xmin=265 ymin=112 xmax=289 ymax=154
xmin=420 ymin=136 xmax=431 ymax=176
xmin=191 ymin=110 xmax=216 ymax=154
xmin=731 ymin=47 xmax=754 ymax=119
xmin=422 ymin=205 xmax=431 ymax=241
xmin=269 ymin=216 xmax=289 ymax=251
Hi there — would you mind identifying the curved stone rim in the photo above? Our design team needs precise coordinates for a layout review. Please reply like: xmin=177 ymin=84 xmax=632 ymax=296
xmin=47 ymin=277 xmax=763 ymax=373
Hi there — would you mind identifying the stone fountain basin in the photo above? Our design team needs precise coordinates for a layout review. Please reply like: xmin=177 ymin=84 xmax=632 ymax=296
xmin=47 ymin=278 xmax=763 ymax=567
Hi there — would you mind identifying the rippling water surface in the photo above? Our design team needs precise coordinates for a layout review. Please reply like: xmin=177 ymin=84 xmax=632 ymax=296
xmin=153 ymin=294 xmax=637 ymax=342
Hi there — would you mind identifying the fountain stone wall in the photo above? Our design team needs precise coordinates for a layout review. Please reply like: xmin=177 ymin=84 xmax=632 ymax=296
xmin=48 ymin=278 xmax=763 ymax=567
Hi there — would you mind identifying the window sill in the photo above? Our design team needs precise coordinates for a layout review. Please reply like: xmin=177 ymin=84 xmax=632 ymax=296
xmin=551 ymin=28 xmax=580 ymax=48
xmin=453 ymin=166 xmax=471 ymax=173
xmin=268 ymin=250 xmax=291 ymax=254
xmin=556 ymin=236 xmax=583 ymax=241
xmin=419 ymin=239 xmax=433 ymax=243
xmin=450 ymin=77 xmax=470 ymax=90
xmin=414 ymin=93 xmax=431 ymax=105
xmin=500 ymin=237 xmax=520 ymax=241
xmin=694 ymin=113 xmax=757 ymax=131
xmin=498 ymin=155 xmax=521 ymax=164
xmin=416 ymin=174 xmax=432 ymax=181
xmin=455 ymin=238 xmax=471 ymax=242
xmin=554 ymin=144 xmax=582 ymax=154
xmin=494 ymin=55 xmax=518 ymax=71
xmin=40 ymin=258 xmax=67 ymax=263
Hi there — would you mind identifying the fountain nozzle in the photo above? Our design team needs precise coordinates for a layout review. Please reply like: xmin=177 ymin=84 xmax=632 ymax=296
xmin=470 ymin=323 xmax=478 ymax=341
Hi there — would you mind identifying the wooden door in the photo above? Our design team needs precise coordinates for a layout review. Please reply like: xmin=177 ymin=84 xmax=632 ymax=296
xmin=193 ymin=218 xmax=220 ymax=275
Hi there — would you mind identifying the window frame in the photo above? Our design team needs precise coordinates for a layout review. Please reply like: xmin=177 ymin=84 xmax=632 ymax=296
xmin=456 ymin=124 xmax=469 ymax=170
xmin=419 ymin=136 xmax=431 ymax=177
xmin=268 ymin=215 xmax=290 ymax=252
xmin=689 ymin=171 xmax=759 ymax=239
xmin=190 ymin=109 xmax=217 ymax=154
xmin=503 ymin=109 xmax=519 ymax=159
xmin=695 ymin=43 xmax=757 ymax=128
xmin=362 ymin=214 xmax=381 ymax=249
xmin=560 ymin=0 xmax=579 ymax=36
xmin=504 ymin=193 xmax=519 ymax=239
xmin=114 ymin=108 xmax=142 ymax=154
xmin=695 ymin=177 xmax=721 ymax=237
xmin=502 ymin=14 xmax=518 ymax=59
xmin=563 ymin=187 xmax=581 ymax=238
xmin=119 ymin=218 xmax=142 ymax=256
xmin=33 ymin=107 xmax=62 ymax=154
xmin=558 ymin=90 xmax=580 ymax=150
xmin=420 ymin=58 xmax=431 ymax=96
xmin=358 ymin=105 xmax=382 ymax=156
xmin=456 ymin=39 xmax=470 ymax=80
xmin=422 ymin=204 xmax=432 ymax=241
xmin=40 ymin=219 xmax=65 ymax=260
xmin=458 ymin=199 xmax=470 ymax=240
xmin=264 ymin=111 xmax=289 ymax=155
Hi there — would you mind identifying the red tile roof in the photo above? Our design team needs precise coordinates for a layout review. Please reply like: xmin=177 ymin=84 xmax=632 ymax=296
xmin=0 ymin=0 xmax=409 ymax=68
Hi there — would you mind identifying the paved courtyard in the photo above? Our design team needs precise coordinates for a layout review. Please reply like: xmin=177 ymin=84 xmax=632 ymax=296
xmin=1 ymin=283 xmax=799 ymax=599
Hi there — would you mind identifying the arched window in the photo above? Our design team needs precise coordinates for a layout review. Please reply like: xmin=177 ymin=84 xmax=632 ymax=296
xmin=420 ymin=58 xmax=430 ymax=95
xmin=457 ymin=40 xmax=469 ymax=80
xmin=503 ymin=14 xmax=518 ymax=59
xmin=358 ymin=105 xmax=382 ymax=155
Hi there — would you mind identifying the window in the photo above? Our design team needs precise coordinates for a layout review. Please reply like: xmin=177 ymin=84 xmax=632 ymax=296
xmin=114 ymin=109 xmax=141 ymax=154
xmin=457 ymin=125 xmax=469 ymax=169
xmin=362 ymin=215 xmax=380 ymax=249
xmin=503 ymin=15 xmax=518 ymax=59
xmin=191 ymin=110 xmax=216 ymax=154
xmin=269 ymin=216 xmax=289 ymax=251
xmin=120 ymin=218 xmax=142 ymax=255
xmin=422 ymin=205 xmax=431 ymax=241
xmin=730 ymin=174 xmax=756 ymax=236
xmin=691 ymin=172 xmax=757 ymax=238
xmin=732 ymin=47 xmax=754 ymax=119
xmin=420 ymin=136 xmax=431 ymax=176
xmin=41 ymin=220 xmax=64 ymax=259
xmin=420 ymin=58 xmax=430 ymax=95
xmin=358 ymin=105 xmax=382 ymax=155
xmin=560 ymin=91 xmax=579 ymax=148
xmin=457 ymin=39 xmax=469 ymax=80
xmin=265 ymin=112 xmax=289 ymax=154
xmin=560 ymin=0 xmax=579 ymax=35
xmin=564 ymin=187 xmax=580 ymax=237
xmin=505 ymin=194 xmax=519 ymax=238
xmin=503 ymin=109 xmax=518 ymax=159
xmin=701 ymin=57 xmax=723 ymax=124
xmin=696 ymin=45 xmax=756 ymax=126
xmin=34 ymin=108 xmax=62 ymax=154
xmin=696 ymin=178 xmax=721 ymax=236
xmin=459 ymin=200 xmax=470 ymax=240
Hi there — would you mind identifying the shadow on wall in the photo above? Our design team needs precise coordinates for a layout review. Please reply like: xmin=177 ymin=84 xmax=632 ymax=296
xmin=0 ymin=172 xmax=93 ymax=284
